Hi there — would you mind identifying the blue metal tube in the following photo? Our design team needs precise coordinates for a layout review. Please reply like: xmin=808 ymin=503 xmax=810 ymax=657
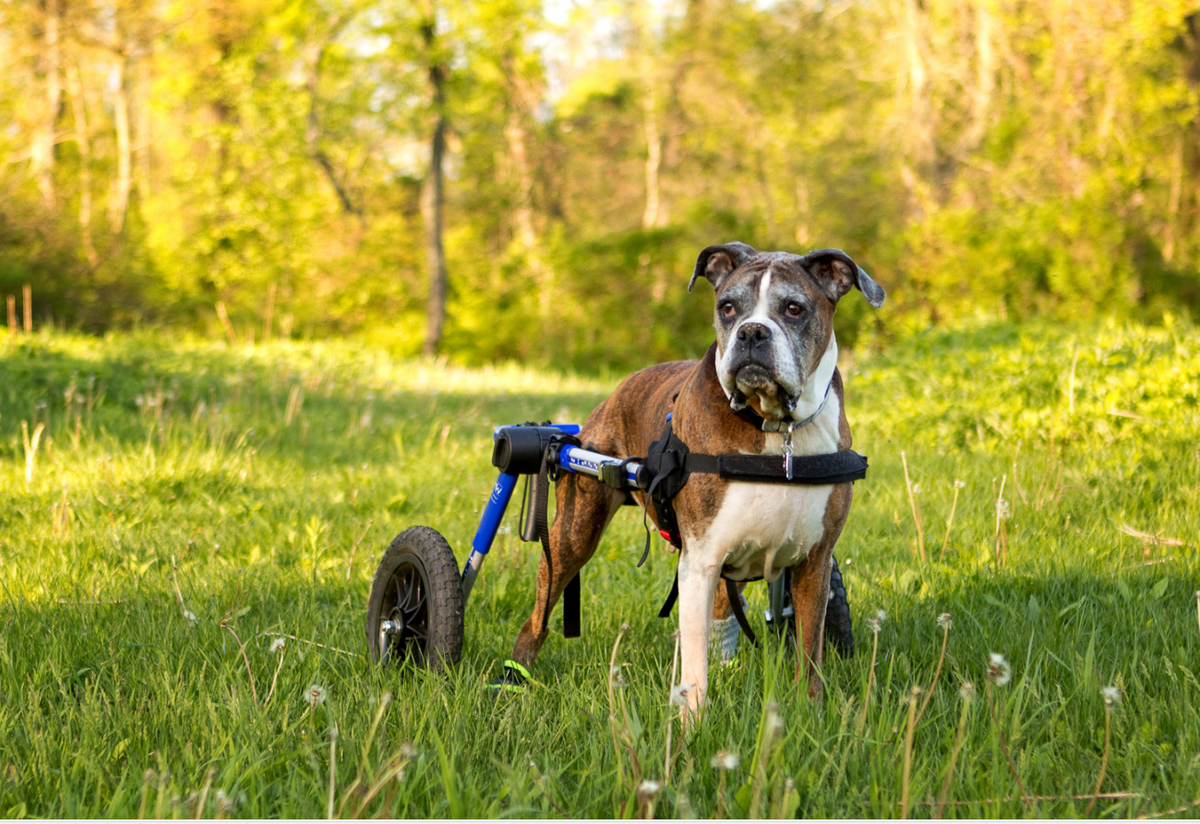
xmin=460 ymin=424 xmax=586 ymax=604
xmin=558 ymin=444 xmax=642 ymax=486
xmin=460 ymin=471 xmax=519 ymax=602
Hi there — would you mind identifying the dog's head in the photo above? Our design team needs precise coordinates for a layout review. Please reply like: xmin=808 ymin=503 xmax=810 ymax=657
xmin=689 ymin=242 xmax=885 ymax=421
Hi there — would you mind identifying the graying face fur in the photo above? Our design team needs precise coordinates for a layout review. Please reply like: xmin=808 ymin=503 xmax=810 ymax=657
xmin=689 ymin=244 xmax=885 ymax=421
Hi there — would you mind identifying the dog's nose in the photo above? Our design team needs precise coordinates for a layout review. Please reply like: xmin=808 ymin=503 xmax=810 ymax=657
xmin=737 ymin=322 xmax=771 ymax=346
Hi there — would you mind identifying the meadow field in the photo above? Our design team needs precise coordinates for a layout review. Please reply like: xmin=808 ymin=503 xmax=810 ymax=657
xmin=0 ymin=319 xmax=1198 ymax=818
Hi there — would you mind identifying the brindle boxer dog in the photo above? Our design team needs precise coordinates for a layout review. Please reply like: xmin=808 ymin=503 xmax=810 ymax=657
xmin=508 ymin=242 xmax=885 ymax=716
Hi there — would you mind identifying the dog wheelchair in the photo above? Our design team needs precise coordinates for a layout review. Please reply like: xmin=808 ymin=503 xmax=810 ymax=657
xmin=366 ymin=423 xmax=854 ymax=671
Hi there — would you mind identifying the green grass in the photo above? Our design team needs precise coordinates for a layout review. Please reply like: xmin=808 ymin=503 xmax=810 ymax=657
xmin=0 ymin=318 xmax=1198 ymax=818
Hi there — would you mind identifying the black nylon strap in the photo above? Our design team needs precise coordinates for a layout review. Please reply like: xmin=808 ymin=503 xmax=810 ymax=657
xmin=535 ymin=448 xmax=554 ymax=635
xmin=534 ymin=436 xmax=583 ymax=638
xmin=563 ymin=572 xmax=580 ymax=638
xmin=725 ymin=578 xmax=759 ymax=648
xmin=658 ymin=571 xmax=679 ymax=618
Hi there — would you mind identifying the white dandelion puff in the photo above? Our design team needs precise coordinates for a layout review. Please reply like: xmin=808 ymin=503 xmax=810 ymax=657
xmin=304 ymin=684 xmax=327 ymax=707
xmin=937 ymin=612 xmax=952 ymax=629
xmin=638 ymin=779 xmax=663 ymax=797
xmin=953 ymin=479 xmax=965 ymax=489
xmin=767 ymin=700 xmax=783 ymax=735
xmin=959 ymin=681 xmax=975 ymax=700
xmin=987 ymin=653 xmax=1012 ymax=687
xmin=269 ymin=637 xmax=286 ymax=654
xmin=670 ymin=683 xmax=693 ymax=706
xmin=1101 ymin=686 xmax=1121 ymax=707
xmin=995 ymin=498 xmax=1010 ymax=519
xmin=711 ymin=751 xmax=739 ymax=771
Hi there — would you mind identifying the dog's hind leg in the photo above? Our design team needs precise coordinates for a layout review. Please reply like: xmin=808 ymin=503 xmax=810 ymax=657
xmin=710 ymin=581 xmax=745 ymax=662
xmin=510 ymin=473 xmax=624 ymax=668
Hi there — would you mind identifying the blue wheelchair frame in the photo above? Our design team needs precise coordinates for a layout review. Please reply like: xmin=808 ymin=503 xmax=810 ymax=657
xmin=460 ymin=424 xmax=647 ymax=600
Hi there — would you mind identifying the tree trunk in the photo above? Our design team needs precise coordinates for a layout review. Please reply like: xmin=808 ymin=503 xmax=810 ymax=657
xmin=110 ymin=52 xmax=132 ymax=233
xmin=898 ymin=0 xmax=934 ymax=217
xmin=642 ymin=90 xmax=662 ymax=229
xmin=65 ymin=60 xmax=98 ymax=265
xmin=31 ymin=0 xmax=62 ymax=210
xmin=422 ymin=116 xmax=447 ymax=357
xmin=420 ymin=3 xmax=448 ymax=358
xmin=956 ymin=0 xmax=995 ymax=154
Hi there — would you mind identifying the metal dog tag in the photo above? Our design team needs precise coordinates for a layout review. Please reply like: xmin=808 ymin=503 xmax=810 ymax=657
xmin=783 ymin=422 xmax=795 ymax=481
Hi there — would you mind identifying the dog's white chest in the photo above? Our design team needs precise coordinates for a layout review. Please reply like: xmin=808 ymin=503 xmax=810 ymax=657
xmin=687 ymin=395 xmax=842 ymax=582
xmin=703 ymin=482 xmax=833 ymax=581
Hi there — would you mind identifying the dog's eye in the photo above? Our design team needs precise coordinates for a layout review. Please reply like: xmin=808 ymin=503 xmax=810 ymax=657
xmin=785 ymin=302 xmax=805 ymax=318
xmin=719 ymin=302 xmax=737 ymax=319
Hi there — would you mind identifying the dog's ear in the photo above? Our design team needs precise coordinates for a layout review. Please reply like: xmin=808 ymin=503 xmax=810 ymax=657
xmin=689 ymin=242 xmax=757 ymax=293
xmin=797 ymin=248 xmax=886 ymax=308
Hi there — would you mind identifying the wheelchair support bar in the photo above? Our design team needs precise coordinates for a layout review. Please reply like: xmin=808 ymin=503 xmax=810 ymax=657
xmin=462 ymin=424 xmax=585 ymax=602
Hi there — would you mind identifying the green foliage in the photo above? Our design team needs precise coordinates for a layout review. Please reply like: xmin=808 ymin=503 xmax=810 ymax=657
xmin=3 ymin=0 xmax=1200 ymax=365
xmin=0 ymin=320 xmax=1197 ymax=816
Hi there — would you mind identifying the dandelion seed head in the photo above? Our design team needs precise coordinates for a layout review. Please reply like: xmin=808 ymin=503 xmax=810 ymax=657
xmin=711 ymin=750 xmax=739 ymax=771
xmin=959 ymin=682 xmax=975 ymax=701
xmin=996 ymin=498 xmax=1010 ymax=519
xmin=953 ymin=479 xmax=965 ymax=489
xmin=767 ymin=700 xmax=783 ymax=735
xmin=912 ymin=482 xmax=922 ymax=495
xmin=937 ymin=612 xmax=952 ymax=629
xmin=670 ymin=683 xmax=693 ymax=706
xmin=399 ymin=742 xmax=419 ymax=759
xmin=269 ymin=637 xmax=286 ymax=653
xmin=1101 ymin=686 xmax=1121 ymax=707
xmin=620 ymin=623 xmax=631 ymax=633
xmin=987 ymin=653 xmax=1012 ymax=687
xmin=215 ymin=790 xmax=234 ymax=814
xmin=304 ymin=684 xmax=327 ymax=707
xmin=638 ymin=779 xmax=663 ymax=797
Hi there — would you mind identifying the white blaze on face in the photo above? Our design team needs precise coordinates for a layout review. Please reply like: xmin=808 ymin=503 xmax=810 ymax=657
xmin=715 ymin=266 xmax=803 ymax=415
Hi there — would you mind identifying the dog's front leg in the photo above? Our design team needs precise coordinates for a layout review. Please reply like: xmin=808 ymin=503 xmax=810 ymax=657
xmin=676 ymin=548 xmax=721 ymax=720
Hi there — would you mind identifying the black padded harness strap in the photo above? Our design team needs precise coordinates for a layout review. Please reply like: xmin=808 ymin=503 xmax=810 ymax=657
xmin=640 ymin=414 xmax=868 ymax=557
xmin=535 ymin=434 xmax=583 ymax=639
xmin=725 ymin=578 xmax=759 ymax=648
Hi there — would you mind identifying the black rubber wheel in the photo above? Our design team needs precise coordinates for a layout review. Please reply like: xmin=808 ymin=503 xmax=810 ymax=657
xmin=767 ymin=555 xmax=854 ymax=658
xmin=824 ymin=555 xmax=854 ymax=658
xmin=366 ymin=526 xmax=464 ymax=671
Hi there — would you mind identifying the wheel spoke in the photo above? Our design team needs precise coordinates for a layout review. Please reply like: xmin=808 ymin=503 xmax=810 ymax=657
xmin=396 ymin=578 xmax=410 ymax=614
xmin=399 ymin=571 xmax=417 ymax=612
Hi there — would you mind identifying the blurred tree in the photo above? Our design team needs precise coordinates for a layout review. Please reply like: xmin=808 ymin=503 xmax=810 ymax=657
xmin=0 ymin=0 xmax=1196 ymax=366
